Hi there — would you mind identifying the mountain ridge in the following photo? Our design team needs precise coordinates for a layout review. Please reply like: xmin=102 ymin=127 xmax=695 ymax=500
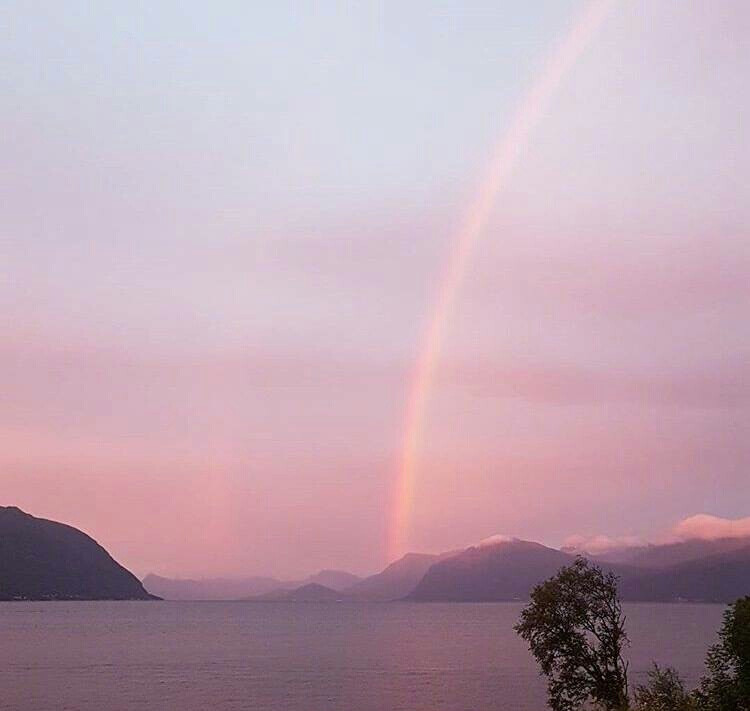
xmin=0 ymin=506 xmax=157 ymax=601
xmin=408 ymin=537 xmax=750 ymax=603
xmin=7 ymin=502 xmax=746 ymax=604
xmin=144 ymin=535 xmax=750 ymax=603
xmin=143 ymin=568 xmax=362 ymax=600
xmin=345 ymin=551 xmax=460 ymax=601
xmin=248 ymin=582 xmax=348 ymax=602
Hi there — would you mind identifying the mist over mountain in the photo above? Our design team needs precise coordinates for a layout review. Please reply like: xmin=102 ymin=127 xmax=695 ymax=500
xmin=143 ymin=531 xmax=750 ymax=604
xmin=143 ymin=568 xmax=361 ymax=600
xmin=142 ymin=574 xmax=286 ymax=601
xmin=305 ymin=570 xmax=362 ymax=590
xmin=345 ymin=552 xmax=456 ymax=601
xmin=0 ymin=506 xmax=156 ymax=601
xmin=145 ymin=553 xmax=451 ymax=602
xmin=589 ymin=536 xmax=750 ymax=569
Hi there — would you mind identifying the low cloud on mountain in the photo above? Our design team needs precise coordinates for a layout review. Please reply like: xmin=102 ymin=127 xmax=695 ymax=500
xmin=564 ymin=513 xmax=750 ymax=555
xmin=671 ymin=513 xmax=750 ymax=541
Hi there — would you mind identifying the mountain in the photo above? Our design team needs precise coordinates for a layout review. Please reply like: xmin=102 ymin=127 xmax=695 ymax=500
xmin=592 ymin=536 xmax=750 ymax=569
xmin=408 ymin=539 xmax=574 ymax=601
xmin=0 ymin=506 xmax=156 ymax=601
xmin=142 ymin=529 xmax=750 ymax=604
xmin=619 ymin=544 xmax=750 ymax=602
xmin=251 ymin=583 xmax=347 ymax=602
xmin=143 ymin=568 xmax=362 ymax=600
xmin=304 ymin=569 xmax=361 ymax=590
xmin=148 ymin=553 xmax=444 ymax=603
xmin=407 ymin=536 xmax=750 ymax=603
xmin=345 ymin=551 xmax=457 ymax=601
xmin=142 ymin=574 xmax=285 ymax=601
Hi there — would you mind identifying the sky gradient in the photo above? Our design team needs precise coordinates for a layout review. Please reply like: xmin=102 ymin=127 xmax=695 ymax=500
xmin=2 ymin=1 xmax=749 ymax=578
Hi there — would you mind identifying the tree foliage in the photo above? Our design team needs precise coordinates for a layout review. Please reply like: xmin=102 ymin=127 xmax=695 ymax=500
xmin=515 ymin=557 xmax=630 ymax=711
xmin=695 ymin=597 xmax=750 ymax=711
xmin=633 ymin=665 xmax=696 ymax=711
xmin=515 ymin=562 xmax=750 ymax=711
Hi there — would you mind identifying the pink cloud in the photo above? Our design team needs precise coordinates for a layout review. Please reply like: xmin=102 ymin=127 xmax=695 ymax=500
xmin=444 ymin=360 xmax=750 ymax=409
xmin=562 ymin=534 xmax=643 ymax=555
xmin=671 ymin=513 xmax=750 ymax=541
xmin=478 ymin=534 xmax=517 ymax=548
xmin=563 ymin=513 xmax=750 ymax=554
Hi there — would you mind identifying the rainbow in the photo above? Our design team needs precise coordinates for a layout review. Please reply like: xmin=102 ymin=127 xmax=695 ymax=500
xmin=388 ymin=0 xmax=615 ymax=561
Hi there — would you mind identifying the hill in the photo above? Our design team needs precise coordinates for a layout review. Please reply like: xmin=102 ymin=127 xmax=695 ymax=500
xmin=142 ymin=574 xmax=285 ymax=601
xmin=619 ymin=544 xmax=750 ymax=602
xmin=250 ymin=582 xmax=347 ymax=602
xmin=305 ymin=569 xmax=361 ymax=590
xmin=591 ymin=536 xmax=750 ymax=569
xmin=143 ymin=568 xmax=361 ymax=600
xmin=408 ymin=536 xmax=750 ymax=603
xmin=0 ymin=506 xmax=156 ymax=601
xmin=345 ymin=552 xmax=454 ymax=601
xmin=407 ymin=539 xmax=574 ymax=601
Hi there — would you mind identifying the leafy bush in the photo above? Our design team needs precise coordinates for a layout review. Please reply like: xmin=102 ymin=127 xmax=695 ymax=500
xmin=633 ymin=665 xmax=696 ymax=711
xmin=694 ymin=597 xmax=750 ymax=711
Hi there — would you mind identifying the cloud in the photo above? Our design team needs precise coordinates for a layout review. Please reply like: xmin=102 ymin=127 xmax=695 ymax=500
xmin=564 ymin=514 xmax=750 ymax=554
xmin=671 ymin=514 xmax=750 ymax=541
xmin=444 ymin=360 xmax=750 ymax=409
xmin=562 ymin=534 xmax=642 ymax=555
xmin=477 ymin=534 xmax=517 ymax=548
xmin=471 ymin=233 xmax=750 ymax=322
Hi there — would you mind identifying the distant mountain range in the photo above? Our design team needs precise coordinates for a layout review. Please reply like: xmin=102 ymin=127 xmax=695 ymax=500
xmin=147 ymin=551 xmax=459 ymax=602
xmin=148 ymin=535 xmax=750 ymax=604
xmin=143 ymin=568 xmax=362 ymax=601
xmin=617 ymin=544 xmax=750 ymax=602
xmin=305 ymin=569 xmax=362 ymax=590
xmin=250 ymin=583 xmax=350 ymax=602
xmin=407 ymin=537 xmax=750 ymax=603
xmin=587 ymin=536 xmax=750 ymax=568
xmin=345 ymin=552 xmax=455 ymax=601
xmin=142 ymin=574 xmax=283 ymax=601
xmin=0 ymin=506 xmax=156 ymax=601
xmin=3 ymin=503 xmax=749 ymax=604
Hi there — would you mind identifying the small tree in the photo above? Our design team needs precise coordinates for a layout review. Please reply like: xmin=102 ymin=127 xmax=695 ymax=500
xmin=515 ymin=557 xmax=630 ymax=711
xmin=695 ymin=596 xmax=750 ymax=711
xmin=633 ymin=664 xmax=696 ymax=711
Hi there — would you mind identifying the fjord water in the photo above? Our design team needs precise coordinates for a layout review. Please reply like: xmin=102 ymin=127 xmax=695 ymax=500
xmin=1 ymin=602 xmax=722 ymax=711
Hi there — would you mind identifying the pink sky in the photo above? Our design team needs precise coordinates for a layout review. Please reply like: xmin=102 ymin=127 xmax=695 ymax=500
xmin=2 ymin=1 xmax=749 ymax=578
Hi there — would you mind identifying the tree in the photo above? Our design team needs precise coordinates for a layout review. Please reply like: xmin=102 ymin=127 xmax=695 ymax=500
xmin=695 ymin=596 xmax=750 ymax=711
xmin=515 ymin=557 xmax=630 ymax=711
xmin=633 ymin=665 xmax=696 ymax=711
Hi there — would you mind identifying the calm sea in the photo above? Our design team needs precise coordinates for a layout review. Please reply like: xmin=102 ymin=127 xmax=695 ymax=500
xmin=0 ymin=601 xmax=724 ymax=711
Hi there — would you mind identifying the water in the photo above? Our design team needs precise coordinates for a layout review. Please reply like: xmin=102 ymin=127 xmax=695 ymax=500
xmin=0 ymin=601 xmax=724 ymax=711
